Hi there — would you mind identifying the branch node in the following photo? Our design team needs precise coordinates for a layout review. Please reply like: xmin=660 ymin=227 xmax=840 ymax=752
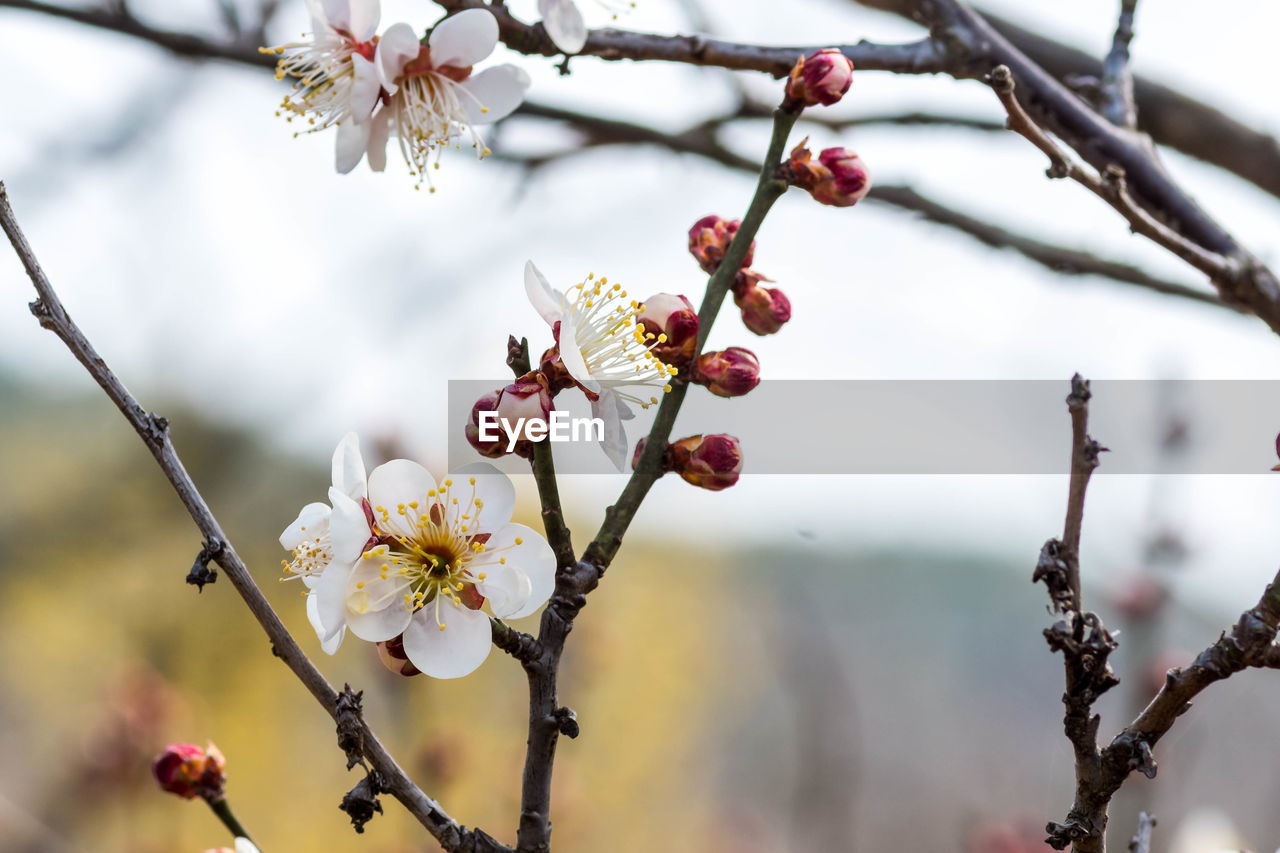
xmin=339 ymin=770 xmax=385 ymax=834
xmin=185 ymin=539 xmax=222 ymax=591
xmin=335 ymin=684 xmax=367 ymax=771
xmin=554 ymin=707 xmax=579 ymax=739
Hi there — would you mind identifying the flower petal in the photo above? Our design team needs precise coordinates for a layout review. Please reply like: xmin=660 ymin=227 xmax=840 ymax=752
xmin=376 ymin=22 xmax=421 ymax=94
xmin=280 ymin=502 xmax=331 ymax=551
xmin=314 ymin=0 xmax=349 ymax=32
xmin=477 ymin=560 xmax=532 ymax=619
xmin=367 ymin=459 xmax=437 ymax=539
xmin=335 ymin=120 xmax=372 ymax=174
xmin=315 ymin=560 xmax=355 ymax=643
xmin=592 ymin=390 xmax=627 ymax=471
xmin=349 ymin=54 xmax=381 ymax=120
xmin=483 ymin=522 xmax=554 ymax=618
xmin=449 ymin=461 xmax=515 ymax=534
xmin=307 ymin=591 xmax=346 ymax=654
xmin=366 ymin=106 xmax=394 ymax=172
xmin=524 ymin=260 xmax=564 ymax=325
xmin=346 ymin=0 xmax=380 ymax=42
xmin=344 ymin=557 xmax=413 ymax=641
xmin=428 ymin=8 xmax=499 ymax=68
xmin=558 ymin=309 xmax=600 ymax=394
xmin=328 ymin=487 xmax=371 ymax=563
xmin=234 ymin=839 xmax=261 ymax=853
xmin=537 ymin=0 xmax=587 ymax=54
xmin=330 ymin=432 xmax=368 ymax=501
xmin=460 ymin=64 xmax=530 ymax=125
xmin=401 ymin=601 xmax=492 ymax=678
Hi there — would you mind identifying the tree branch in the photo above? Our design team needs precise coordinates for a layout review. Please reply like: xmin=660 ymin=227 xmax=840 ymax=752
xmin=1099 ymin=0 xmax=1138 ymax=128
xmin=0 ymin=182 xmax=508 ymax=853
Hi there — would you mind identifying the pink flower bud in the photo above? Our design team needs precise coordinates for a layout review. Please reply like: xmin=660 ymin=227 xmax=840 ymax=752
xmin=785 ymin=49 xmax=854 ymax=108
xmin=694 ymin=347 xmax=761 ymax=397
xmin=498 ymin=375 xmax=553 ymax=424
xmin=637 ymin=293 xmax=699 ymax=367
xmin=376 ymin=634 xmax=422 ymax=677
xmin=152 ymin=742 xmax=226 ymax=800
xmin=783 ymin=142 xmax=871 ymax=207
xmin=669 ymin=434 xmax=743 ymax=491
xmin=735 ymin=283 xmax=792 ymax=336
xmin=688 ymin=215 xmax=754 ymax=274
xmin=464 ymin=390 xmax=506 ymax=458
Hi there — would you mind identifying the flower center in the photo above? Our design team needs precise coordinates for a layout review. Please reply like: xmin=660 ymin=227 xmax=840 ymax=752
xmin=281 ymin=528 xmax=332 ymax=582
xmin=566 ymin=274 xmax=677 ymax=409
xmin=401 ymin=47 xmax=472 ymax=83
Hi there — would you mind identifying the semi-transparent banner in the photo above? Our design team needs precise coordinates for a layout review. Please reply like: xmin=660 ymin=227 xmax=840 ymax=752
xmin=447 ymin=380 xmax=1279 ymax=475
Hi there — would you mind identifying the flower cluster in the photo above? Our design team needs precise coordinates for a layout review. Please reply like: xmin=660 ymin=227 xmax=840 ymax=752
xmin=281 ymin=434 xmax=555 ymax=678
xmin=266 ymin=4 xmax=530 ymax=187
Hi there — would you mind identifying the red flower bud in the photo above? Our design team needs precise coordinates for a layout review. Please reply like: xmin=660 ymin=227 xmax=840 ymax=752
xmin=669 ymin=434 xmax=743 ymax=491
xmin=464 ymin=390 xmax=506 ymax=458
xmin=152 ymin=742 xmax=226 ymax=800
xmin=735 ymin=283 xmax=792 ymax=336
xmin=694 ymin=347 xmax=761 ymax=397
xmin=783 ymin=142 xmax=871 ymax=207
xmin=688 ymin=214 xmax=754 ymax=274
xmin=376 ymin=634 xmax=423 ymax=677
xmin=785 ymin=49 xmax=854 ymax=108
xmin=637 ymin=293 xmax=699 ymax=367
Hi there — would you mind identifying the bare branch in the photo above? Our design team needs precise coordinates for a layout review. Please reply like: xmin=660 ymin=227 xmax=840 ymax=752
xmin=0 ymin=183 xmax=509 ymax=853
xmin=1127 ymin=812 xmax=1154 ymax=853
xmin=1099 ymin=0 xmax=1138 ymax=128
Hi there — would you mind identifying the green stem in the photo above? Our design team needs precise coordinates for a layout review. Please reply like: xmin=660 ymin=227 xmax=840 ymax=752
xmin=205 ymin=796 xmax=255 ymax=849
xmin=583 ymin=106 xmax=800 ymax=568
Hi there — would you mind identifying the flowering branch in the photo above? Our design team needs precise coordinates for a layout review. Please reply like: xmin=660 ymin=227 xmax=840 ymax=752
xmin=0 ymin=182 xmax=508 ymax=853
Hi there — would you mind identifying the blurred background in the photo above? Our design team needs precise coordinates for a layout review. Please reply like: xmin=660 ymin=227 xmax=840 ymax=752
xmin=3 ymin=0 xmax=1280 ymax=850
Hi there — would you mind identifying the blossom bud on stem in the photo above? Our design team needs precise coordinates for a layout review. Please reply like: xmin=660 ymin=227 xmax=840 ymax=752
xmin=783 ymin=49 xmax=854 ymax=109
xmin=153 ymin=742 xmax=226 ymax=801
xmin=781 ymin=141 xmax=871 ymax=207
xmin=637 ymin=293 xmax=699 ymax=368
xmin=669 ymin=434 xmax=743 ymax=491
xmin=692 ymin=347 xmax=761 ymax=397
xmin=688 ymin=214 xmax=755 ymax=274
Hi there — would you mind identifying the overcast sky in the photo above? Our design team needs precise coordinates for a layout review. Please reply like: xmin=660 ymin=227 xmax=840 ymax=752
xmin=3 ymin=0 xmax=1280 ymax=611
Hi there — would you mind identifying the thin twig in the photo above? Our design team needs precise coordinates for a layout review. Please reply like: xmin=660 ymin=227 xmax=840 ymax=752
xmin=1100 ymin=0 xmax=1139 ymax=128
xmin=1127 ymin=812 xmax=1154 ymax=853
xmin=0 ymin=183 xmax=508 ymax=853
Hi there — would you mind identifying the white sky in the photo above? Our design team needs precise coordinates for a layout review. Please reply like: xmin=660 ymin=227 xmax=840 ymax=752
xmin=2 ymin=0 xmax=1280 ymax=613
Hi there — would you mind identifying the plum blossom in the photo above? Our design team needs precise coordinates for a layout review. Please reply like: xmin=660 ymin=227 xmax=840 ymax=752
xmin=263 ymin=0 xmax=384 ymax=173
xmin=372 ymin=9 xmax=530 ymax=188
xmin=524 ymin=260 xmax=677 ymax=469
xmin=536 ymin=0 xmax=636 ymax=55
xmin=321 ymin=459 xmax=555 ymax=678
xmin=279 ymin=432 xmax=369 ymax=654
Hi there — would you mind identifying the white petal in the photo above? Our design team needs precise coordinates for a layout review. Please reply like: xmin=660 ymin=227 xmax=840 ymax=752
xmin=449 ymin=462 xmax=515 ymax=534
xmin=316 ymin=0 xmax=349 ymax=32
xmin=349 ymin=54 xmax=381 ymax=120
xmin=592 ymin=390 xmax=627 ymax=471
xmin=280 ymin=502 xmax=331 ymax=550
xmin=524 ymin=260 xmax=564 ymax=325
xmin=538 ymin=0 xmax=587 ymax=54
xmin=401 ymin=601 xmax=492 ymax=678
xmin=429 ymin=8 xmax=499 ymax=68
xmin=376 ymin=22 xmax=421 ymax=94
xmin=335 ymin=120 xmax=371 ymax=174
xmin=558 ymin=309 xmax=599 ymax=393
xmin=483 ymin=522 xmax=555 ymax=619
xmin=328 ymin=487 xmax=371 ymax=563
xmin=330 ymin=432 xmax=368 ymax=501
xmin=307 ymin=591 xmax=346 ymax=654
xmin=315 ymin=560 xmax=355 ymax=643
xmin=367 ymin=460 xmax=437 ymax=539
xmin=344 ymin=558 xmax=413 ymax=641
xmin=366 ymin=106 xmax=393 ymax=172
xmin=234 ymin=839 xmax=261 ymax=853
xmin=478 ymin=561 xmax=532 ymax=619
xmin=346 ymin=0 xmax=380 ymax=41
xmin=460 ymin=64 xmax=530 ymax=125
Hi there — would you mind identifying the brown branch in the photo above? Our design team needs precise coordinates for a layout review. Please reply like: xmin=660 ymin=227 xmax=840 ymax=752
xmin=0 ymin=183 xmax=509 ymax=853
xmin=1099 ymin=0 xmax=1138 ymax=128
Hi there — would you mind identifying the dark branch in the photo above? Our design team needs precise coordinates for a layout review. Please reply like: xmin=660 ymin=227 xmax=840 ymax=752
xmin=1099 ymin=0 xmax=1138 ymax=128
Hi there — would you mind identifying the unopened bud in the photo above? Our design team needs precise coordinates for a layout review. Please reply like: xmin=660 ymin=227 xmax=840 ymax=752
xmin=637 ymin=293 xmax=699 ymax=367
xmin=693 ymin=347 xmax=761 ymax=397
xmin=464 ymin=390 xmax=506 ymax=458
xmin=735 ymin=283 xmax=792 ymax=336
xmin=669 ymin=434 xmax=743 ymax=491
xmin=152 ymin=742 xmax=225 ymax=800
xmin=783 ymin=142 xmax=871 ymax=207
xmin=498 ymin=374 xmax=553 ymax=424
xmin=376 ymin=634 xmax=422 ymax=677
xmin=688 ymin=215 xmax=754 ymax=274
xmin=785 ymin=49 xmax=854 ymax=108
